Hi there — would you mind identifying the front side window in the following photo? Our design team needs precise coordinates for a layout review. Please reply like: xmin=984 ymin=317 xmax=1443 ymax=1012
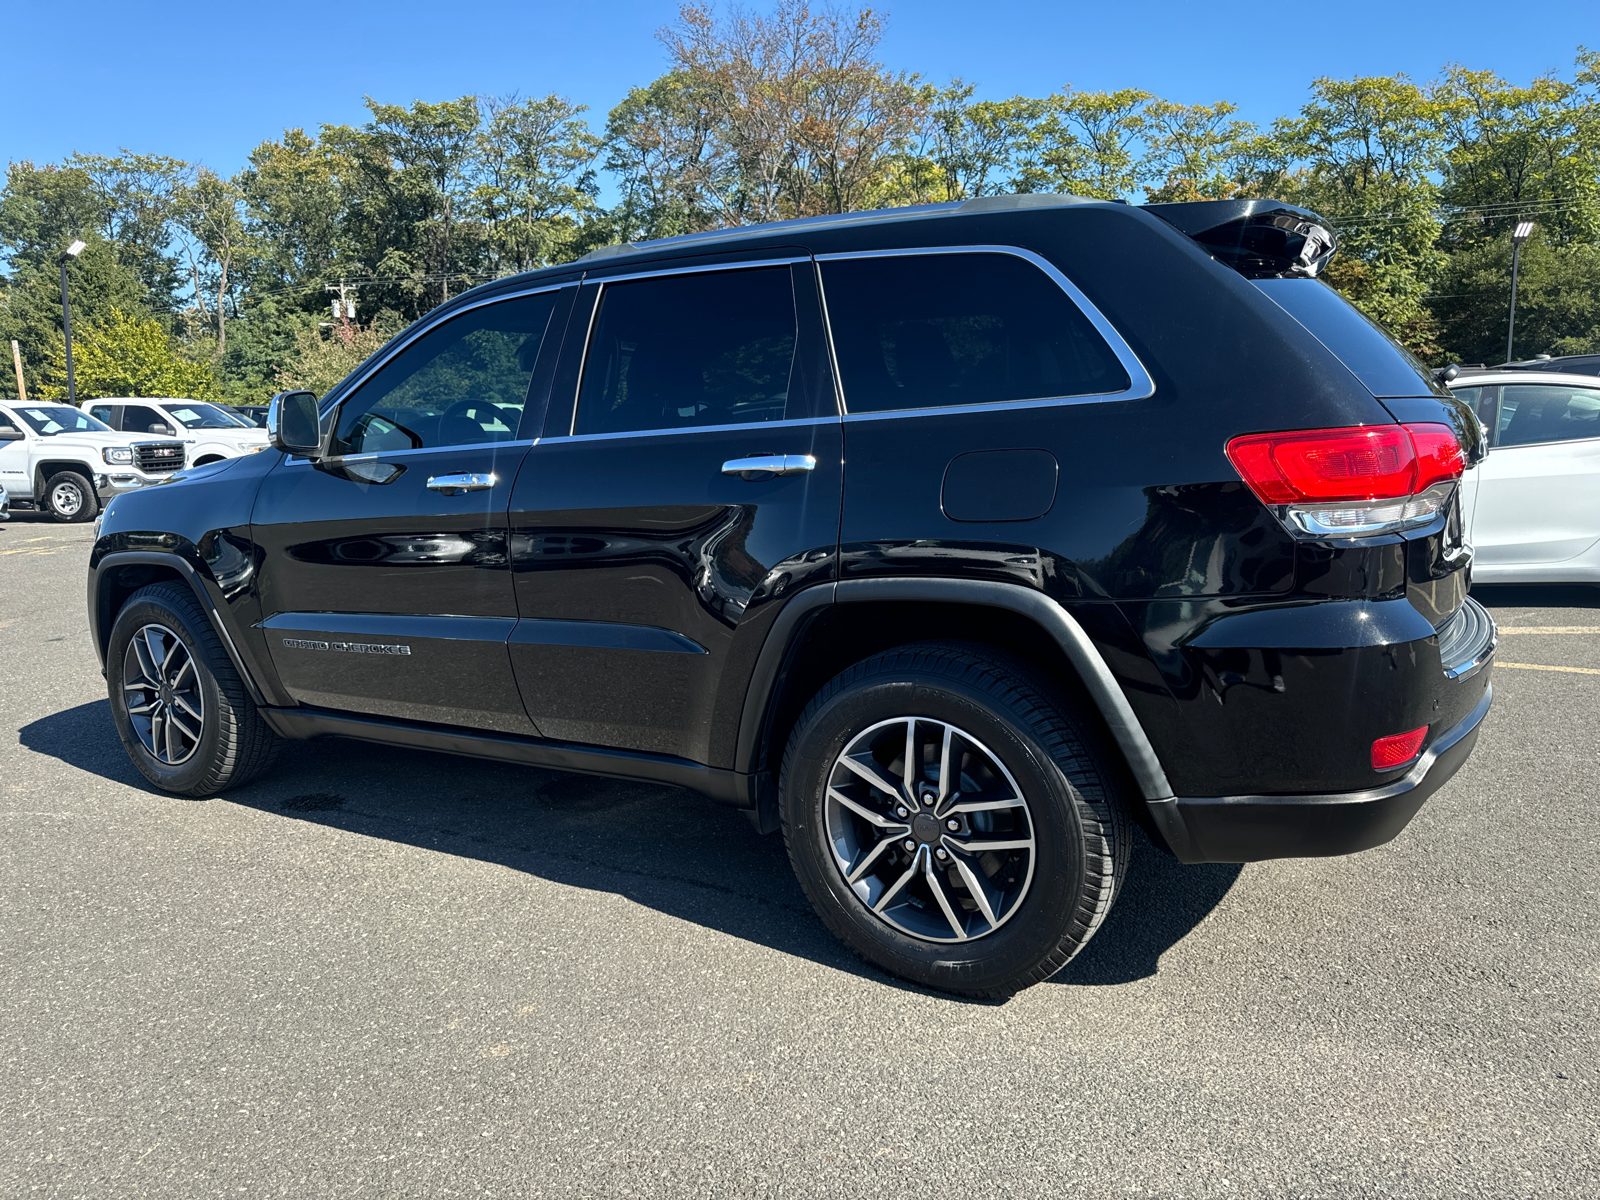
xmin=168 ymin=402 xmax=250 ymax=429
xmin=121 ymin=405 xmax=171 ymax=434
xmin=821 ymin=252 xmax=1129 ymax=414
xmin=1496 ymin=384 xmax=1600 ymax=447
xmin=334 ymin=291 xmax=559 ymax=456
xmin=574 ymin=267 xmax=797 ymax=437
xmin=13 ymin=405 xmax=112 ymax=435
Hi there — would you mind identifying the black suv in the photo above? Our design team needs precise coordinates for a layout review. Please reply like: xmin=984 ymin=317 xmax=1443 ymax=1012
xmin=88 ymin=195 xmax=1495 ymax=996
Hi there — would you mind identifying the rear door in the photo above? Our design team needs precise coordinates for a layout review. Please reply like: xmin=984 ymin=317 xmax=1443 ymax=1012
xmin=507 ymin=255 xmax=841 ymax=766
xmin=251 ymin=286 xmax=571 ymax=732
xmin=819 ymin=247 xmax=1151 ymax=586
xmin=1472 ymin=381 xmax=1600 ymax=566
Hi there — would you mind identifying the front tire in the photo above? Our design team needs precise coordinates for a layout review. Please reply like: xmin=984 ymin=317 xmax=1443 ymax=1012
xmin=781 ymin=641 xmax=1129 ymax=997
xmin=44 ymin=470 xmax=97 ymax=522
xmin=107 ymin=583 xmax=281 ymax=796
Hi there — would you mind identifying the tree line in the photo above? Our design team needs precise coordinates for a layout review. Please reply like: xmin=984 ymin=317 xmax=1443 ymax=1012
xmin=2 ymin=1 xmax=1597 ymax=403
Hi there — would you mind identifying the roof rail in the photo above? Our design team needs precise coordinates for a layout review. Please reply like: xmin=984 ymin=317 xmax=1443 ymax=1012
xmin=577 ymin=193 xmax=1106 ymax=263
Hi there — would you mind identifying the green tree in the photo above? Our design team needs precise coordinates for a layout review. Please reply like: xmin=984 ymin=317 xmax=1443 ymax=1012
xmin=1269 ymin=74 xmax=1450 ymax=356
xmin=1434 ymin=56 xmax=1600 ymax=249
xmin=236 ymin=128 xmax=352 ymax=294
xmin=476 ymin=94 xmax=604 ymax=272
xmin=38 ymin=308 xmax=217 ymax=400
xmin=274 ymin=320 xmax=399 ymax=396
xmin=1432 ymin=231 xmax=1600 ymax=362
xmin=1014 ymin=88 xmax=1152 ymax=199
xmin=607 ymin=1 xmax=930 ymax=232
xmin=0 ymin=161 xmax=163 ymax=384
xmin=1142 ymin=100 xmax=1262 ymax=201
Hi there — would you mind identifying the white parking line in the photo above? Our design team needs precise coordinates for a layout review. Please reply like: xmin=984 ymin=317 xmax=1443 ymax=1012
xmin=1497 ymin=662 xmax=1600 ymax=676
xmin=1497 ymin=627 xmax=1600 ymax=634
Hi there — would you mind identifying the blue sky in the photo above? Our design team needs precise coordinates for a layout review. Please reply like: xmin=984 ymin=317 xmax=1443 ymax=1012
xmin=3 ymin=0 xmax=1595 ymax=177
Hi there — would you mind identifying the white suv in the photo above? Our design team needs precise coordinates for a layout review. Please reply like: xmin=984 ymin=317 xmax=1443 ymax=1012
xmin=0 ymin=401 xmax=186 ymax=521
xmin=81 ymin=398 xmax=270 ymax=465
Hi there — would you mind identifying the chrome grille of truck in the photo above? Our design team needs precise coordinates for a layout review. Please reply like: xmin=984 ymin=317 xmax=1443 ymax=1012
xmin=133 ymin=442 xmax=186 ymax=473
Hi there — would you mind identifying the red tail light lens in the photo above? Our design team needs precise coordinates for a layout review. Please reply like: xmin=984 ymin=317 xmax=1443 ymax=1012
xmin=1371 ymin=726 xmax=1428 ymax=771
xmin=1409 ymin=425 xmax=1467 ymax=492
xmin=1226 ymin=423 xmax=1464 ymax=537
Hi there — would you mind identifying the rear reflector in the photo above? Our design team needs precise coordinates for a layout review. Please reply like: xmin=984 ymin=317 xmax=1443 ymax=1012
xmin=1371 ymin=726 xmax=1428 ymax=771
xmin=1226 ymin=423 xmax=1464 ymax=537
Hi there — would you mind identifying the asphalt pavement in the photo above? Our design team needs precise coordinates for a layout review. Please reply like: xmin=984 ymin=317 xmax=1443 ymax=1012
xmin=1 ymin=514 xmax=1595 ymax=1199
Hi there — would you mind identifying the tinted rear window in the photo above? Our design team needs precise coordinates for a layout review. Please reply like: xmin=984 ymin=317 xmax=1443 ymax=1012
xmin=821 ymin=252 xmax=1129 ymax=414
xmin=575 ymin=267 xmax=797 ymax=436
xmin=1254 ymin=278 xmax=1445 ymax=399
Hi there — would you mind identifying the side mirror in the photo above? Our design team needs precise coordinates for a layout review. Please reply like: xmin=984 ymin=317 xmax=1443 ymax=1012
xmin=150 ymin=423 xmax=175 ymax=436
xmin=0 ymin=428 xmax=23 ymax=442
xmin=269 ymin=390 xmax=323 ymax=457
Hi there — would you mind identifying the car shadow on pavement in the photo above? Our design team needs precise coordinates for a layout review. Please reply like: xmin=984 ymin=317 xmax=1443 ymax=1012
xmin=20 ymin=700 xmax=1241 ymax=996
xmin=1471 ymin=582 xmax=1600 ymax=609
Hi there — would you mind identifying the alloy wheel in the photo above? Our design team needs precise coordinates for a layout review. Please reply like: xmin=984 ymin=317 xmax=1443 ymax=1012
xmin=824 ymin=716 xmax=1037 ymax=943
xmin=122 ymin=623 xmax=205 ymax=765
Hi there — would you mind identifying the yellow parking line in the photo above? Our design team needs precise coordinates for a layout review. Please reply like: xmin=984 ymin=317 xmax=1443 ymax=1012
xmin=1497 ymin=662 xmax=1600 ymax=675
xmin=1497 ymin=627 xmax=1600 ymax=634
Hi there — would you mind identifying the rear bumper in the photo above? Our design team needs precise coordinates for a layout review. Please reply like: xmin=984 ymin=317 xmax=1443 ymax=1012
xmin=1150 ymin=682 xmax=1492 ymax=864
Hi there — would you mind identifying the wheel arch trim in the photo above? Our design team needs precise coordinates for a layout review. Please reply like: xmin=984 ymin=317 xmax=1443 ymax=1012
xmin=89 ymin=550 xmax=267 ymax=708
xmin=734 ymin=577 xmax=1185 ymax=840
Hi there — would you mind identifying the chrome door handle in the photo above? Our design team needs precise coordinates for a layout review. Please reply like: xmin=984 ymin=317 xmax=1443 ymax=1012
xmin=721 ymin=455 xmax=816 ymax=477
xmin=426 ymin=472 xmax=497 ymax=494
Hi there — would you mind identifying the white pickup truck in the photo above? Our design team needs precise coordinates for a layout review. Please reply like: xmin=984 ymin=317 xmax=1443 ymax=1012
xmin=0 ymin=400 xmax=187 ymax=521
xmin=81 ymin=398 xmax=269 ymax=465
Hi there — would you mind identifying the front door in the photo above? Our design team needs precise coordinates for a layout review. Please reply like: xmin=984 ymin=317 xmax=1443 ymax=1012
xmin=508 ymin=258 xmax=842 ymax=766
xmin=252 ymin=287 xmax=571 ymax=732
xmin=0 ymin=406 xmax=31 ymax=499
xmin=1471 ymin=381 xmax=1600 ymax=567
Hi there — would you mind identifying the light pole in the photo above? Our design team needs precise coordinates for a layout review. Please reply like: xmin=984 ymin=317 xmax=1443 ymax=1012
xmin=57 ymin=239 xmax=86 ymax=404
xmin=1505 ymin=220 xmax=1535 ymax=364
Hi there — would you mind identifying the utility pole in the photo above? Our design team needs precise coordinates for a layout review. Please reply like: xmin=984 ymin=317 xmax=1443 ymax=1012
xmin=11 ymin=340 xmax=26 ymax=402
xmin=57 ymin=239 xmax=86 ymax=404
xmin=324 ymin=280 xmax=360 ymax=346
xmin=1506 ymin=220 xmax=1536 ymax=364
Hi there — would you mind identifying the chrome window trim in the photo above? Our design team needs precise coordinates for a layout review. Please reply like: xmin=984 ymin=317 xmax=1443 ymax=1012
xmin=540 ymin=415 xmax=837 ymax=447
xmin=315 ymin=280 xmax=577 ymax=421
xmin=566 ymin=257 xmax=812 ymax=439
xmin=579 ymin=255 xmax=808 ymax=287
xmin=813 ymin=245 xmax=1156 ymax=421
xmin=284 ymin=438 xmax=538 ymax=467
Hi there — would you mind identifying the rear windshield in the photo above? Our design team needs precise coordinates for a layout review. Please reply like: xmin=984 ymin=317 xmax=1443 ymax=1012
xmin=1254 ymin=279 xmax=1446 ymax=399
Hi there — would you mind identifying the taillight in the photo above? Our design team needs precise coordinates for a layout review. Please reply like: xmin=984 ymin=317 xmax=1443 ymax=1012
xmin=1372 ymin=726 xmax=1428 ymax=771
xmin=1226 ymin=423 xmax=1464 ymax=537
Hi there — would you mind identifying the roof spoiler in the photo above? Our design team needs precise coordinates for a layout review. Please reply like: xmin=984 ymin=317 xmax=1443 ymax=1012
xmin=1141 ymin=199 xmax=1337 ymax=279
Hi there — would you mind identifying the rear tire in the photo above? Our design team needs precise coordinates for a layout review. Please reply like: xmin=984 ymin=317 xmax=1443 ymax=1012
xmin=44 ymin=470 xmax=97 ymax=523
xmin=780 ymin=640 xmax=1129 ymax=997
xmin=107 ymin=583 xmax=281 ymax=796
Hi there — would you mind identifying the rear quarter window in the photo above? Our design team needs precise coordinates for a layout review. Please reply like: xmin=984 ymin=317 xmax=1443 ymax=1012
xmin=1253 ymin=278 xmax=1445 ymax=399
xmin=820 ymin=252 xmax=1130 ymax=414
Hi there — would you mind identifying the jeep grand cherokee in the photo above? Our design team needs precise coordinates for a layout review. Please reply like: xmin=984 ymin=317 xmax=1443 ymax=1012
xmin=88 ymin=195 xmax=1494 ymax=996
